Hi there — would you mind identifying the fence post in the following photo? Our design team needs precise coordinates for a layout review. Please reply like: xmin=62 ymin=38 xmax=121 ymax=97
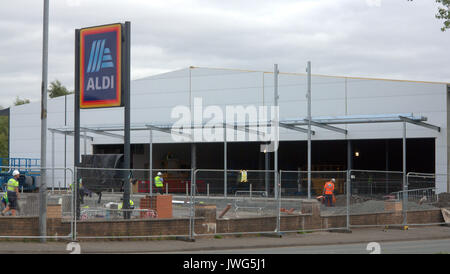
xmin=207 ymin=183 xmax=209 ymax=197
xmin=166 ymin=183 xmax=168 ymax=195
xmin=403 ymin=173 xmax=409 ymax=227
xmin=189 ymin=168 xmax=196 ymax=241
xmin=73 ymin=167 xmax=77 ymax=241
xmin=250 ymin=184 xmax=252 ymax=198
xmin=346 ymin=170 xmax=351 ymax=231
xmin=276 ymin=171 xmax=281 ymax=235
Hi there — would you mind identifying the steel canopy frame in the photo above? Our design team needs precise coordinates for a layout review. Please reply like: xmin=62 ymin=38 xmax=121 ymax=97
xmin=49 ymin=112 xmax=441 ymax=199
xmin=279 ymin=122 xmax=315 ymax=135
xmin=51 ymin=112 xmax=437 ymax=135
xmin=304 ymin=119 xmax=347 ymax=135
xmin=80 ymin=127 xmax=124 ymax=140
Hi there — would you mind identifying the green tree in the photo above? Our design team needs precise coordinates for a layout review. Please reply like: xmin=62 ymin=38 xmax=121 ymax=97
xmin=48 ymin=80 xmax=72 ymax=98
xmin=0 ymin=106 xmax=8 ymax=158
xmin=13 ymin=97 xmax=30 ymax=106
xmin=409 ymin=0 xmax=450 ymax=31
xmin=436 ymin=0 xmax=450 ymax=31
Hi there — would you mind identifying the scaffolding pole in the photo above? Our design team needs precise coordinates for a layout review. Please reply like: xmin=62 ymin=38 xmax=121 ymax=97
xmin=51 ymin=131 xmax=55 ymax=193
xmin=274 ymin=64 xmax=279 ymax=199
xmin=403 ymin=122 xmax=407 ymax=226
xmin=149 ymin=129 xmax=153 ymax=196
xmin=307 ymin=61 xmax=312 ymax=199
xmin=223 ymin=123 xmax=227 ymax=197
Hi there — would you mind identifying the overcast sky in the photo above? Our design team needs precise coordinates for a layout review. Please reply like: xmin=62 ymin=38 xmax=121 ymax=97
xmin=0 ymin=0 xmax=448 ymax=107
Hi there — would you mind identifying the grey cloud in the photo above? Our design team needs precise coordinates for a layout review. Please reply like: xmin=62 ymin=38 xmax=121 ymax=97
xmin=0 ymin=0 xmax=448 ymax=107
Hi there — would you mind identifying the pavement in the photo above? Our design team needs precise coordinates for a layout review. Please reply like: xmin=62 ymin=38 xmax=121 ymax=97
xmin=0 ymin=225 xmax=449 ymax=254
xmin=177 ymin=238 xmax=450 ymax=254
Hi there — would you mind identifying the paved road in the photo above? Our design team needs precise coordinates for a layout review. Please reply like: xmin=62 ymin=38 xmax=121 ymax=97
xmin=0 ymin=226 xmax=448 ymax=254
xmin=168 ymin=238 xmax=450 ymax=254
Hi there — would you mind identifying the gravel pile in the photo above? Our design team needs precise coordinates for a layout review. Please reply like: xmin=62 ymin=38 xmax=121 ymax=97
xmin=321 ymin=199 xmax=438 ymax=216
xmin=433 ymin=193 xmax=450 ymax=208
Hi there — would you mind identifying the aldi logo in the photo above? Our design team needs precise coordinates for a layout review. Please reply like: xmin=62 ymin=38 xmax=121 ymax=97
xmin=86 ymin=39 xmax=114 ymax=73
xmin=79 ymin=24 xmax=122 ymax=108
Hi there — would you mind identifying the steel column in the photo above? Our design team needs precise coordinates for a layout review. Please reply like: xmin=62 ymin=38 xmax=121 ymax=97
xmin=265 ymin=147 xmax=269 ymax=194
xmin=51 ymin=131 xmax=55 ymax=193
xmin=83 ymin=130 xmax=87 ymax=155
xmin=191 ymin=143 xmax=196 ymax=196
xmin=385 ymin=140 xmax=389 ymax=194
xmin=122 ymin=21 xmax=131 ymax=219
xmin=347 ymin=140 xmax=352 ymax=230
xmin=223 ymin=123 xmax=227 ymax=197
xmin=274 ymin=64 xmax=279 ymax=199
xmin=403 ymin=122 xmax=407 ymax=226
xmin=74 ymin=28 xmax=81 ymax=221
xmin=149 ymin=129 xmax=153 ymax=195
xmin=307 ymin=61 xmax=312 ymax=199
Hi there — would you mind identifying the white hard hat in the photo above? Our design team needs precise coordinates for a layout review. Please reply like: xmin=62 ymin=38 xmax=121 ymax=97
xmin=331 ymin=178 xmax=336 ymax=182
xmin=12 ymin=170 xmax=20 ymax=176
xmin=157 ymin=172 xmax=162 ymax=176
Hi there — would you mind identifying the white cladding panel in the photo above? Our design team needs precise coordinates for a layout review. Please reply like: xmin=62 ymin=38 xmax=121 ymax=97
xmin=8 ymin=67 xmax=448 ymax=191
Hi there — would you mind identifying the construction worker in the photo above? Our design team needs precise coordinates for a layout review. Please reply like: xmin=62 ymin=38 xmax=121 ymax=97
xmin=70 ymin=178 xmax=87 ymax=203
xmin=118 ymin=199 xmax=135 ymax=210
xmin=1 ymin=170 xmax=20 ymax=216
xmin=323 ymin=178 xmax=335 ymax=207
xmin=240 ymin=170 xmax=248 ymax=183
xmin=1 ymin=191 xmax=7 ymax=211
xmin=154 ymin=172 xmax=164 ymax=195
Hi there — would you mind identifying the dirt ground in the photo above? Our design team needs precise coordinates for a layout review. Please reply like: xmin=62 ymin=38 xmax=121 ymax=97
xmin=433 ymin=193 xmax=450 ymax=208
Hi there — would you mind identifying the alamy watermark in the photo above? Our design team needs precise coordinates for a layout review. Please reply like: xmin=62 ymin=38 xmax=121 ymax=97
xmin=170 ymin=98 xmax=280 ymax=152
xmin=365 ymin=0 xmax=381 ymax=7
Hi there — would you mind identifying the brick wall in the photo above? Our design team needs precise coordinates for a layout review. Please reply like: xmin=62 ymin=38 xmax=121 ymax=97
xmin=140 ymin=195 xmax=173 ymax=218
xmin=47 ymin=205 xmax=62 ymax=219
xmin=0 ymin=209 xmax=444 ymax=239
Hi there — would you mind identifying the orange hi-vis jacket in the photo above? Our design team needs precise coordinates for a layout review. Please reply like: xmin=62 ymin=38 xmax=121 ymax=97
xmin=324 ymin=181 xmax=335 ymax=195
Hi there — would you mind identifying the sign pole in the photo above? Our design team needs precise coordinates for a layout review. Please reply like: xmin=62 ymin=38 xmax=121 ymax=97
xmin=74 ymin=29 xmax=81 ymax=220
xmin=39 ymin=0 xmax=49 ymax=242
xmin=76 ymin=22 xmax=128 ymax=219
xmin=123 ymin=21 xmax=131 ymax=219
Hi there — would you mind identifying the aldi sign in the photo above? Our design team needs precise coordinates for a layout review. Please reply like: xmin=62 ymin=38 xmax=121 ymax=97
xmin=79 ymin=24 xmax=123 ymax=108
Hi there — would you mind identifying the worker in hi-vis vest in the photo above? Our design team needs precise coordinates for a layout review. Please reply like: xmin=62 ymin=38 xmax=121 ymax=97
xmin=1 ymin=191 xmax=8 ymax=210
xmin=323 ymin=178 xmax=335 ymax=207
xmin=240 ymin=170 xmax=248 ymax=183
xmin=154 ymin=172 xmax=164 ymax=195
xmin=119 ymin=199 xmax=135 ymax=210
xmin=2 ymin=170 xmax=20 ymax=216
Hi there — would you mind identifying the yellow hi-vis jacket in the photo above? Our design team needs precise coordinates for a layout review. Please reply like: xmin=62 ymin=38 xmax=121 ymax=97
xmin=7 ymin=178 xmax=19 ymax=192
xmin=240 ymin=170 xmax=248 ymax=183
xmin=118 ymin=200 xmax=134 ymax=210
xmin=154 ymin=176 xmax=164 ymax=188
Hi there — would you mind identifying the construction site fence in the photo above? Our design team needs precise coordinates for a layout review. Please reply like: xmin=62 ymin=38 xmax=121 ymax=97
xmin=192 ymin=169 xmax=280 ymax=237
xmin=0 ymin=166 xmax=447 ymax=241
xmin=347 ymin=170 xmax=447 ymax=229
xmin=278 ymin=170 xmax=349 ymax=233
xmin=0 ymin=166 xmax=75 ymax=240
xmin=72 ymin=167 xmax=193 ymax=240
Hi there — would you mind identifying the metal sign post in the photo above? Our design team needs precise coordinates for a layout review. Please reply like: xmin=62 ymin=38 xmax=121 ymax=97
xmin=39 ymin=0 xmax=49 ymax=242
xmin=75 ymin=22 xmax=130 ymax=220
xmin=123 ymin=21 xmax=131 ymax=219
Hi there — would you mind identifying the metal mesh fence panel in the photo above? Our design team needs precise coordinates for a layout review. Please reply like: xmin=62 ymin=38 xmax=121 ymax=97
xmin=400 ymin=173 xmax=446 ymax=226
xmin=192 ymin=169 xmax=278 ymax=237
xmin=73 ymin=167 xmax=192 ymax=240
xmin=192 ymin=169 xmax=276 ymax=197
xmin=0 ymin=166 xmax=74 ymax=240
xmin=348 ymin=171 xmax=446 ymax=227
xmin=280 ymin=170 xmax=348 ymax=233
xmin=349 ymin=170 xmax=407 ymax=228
